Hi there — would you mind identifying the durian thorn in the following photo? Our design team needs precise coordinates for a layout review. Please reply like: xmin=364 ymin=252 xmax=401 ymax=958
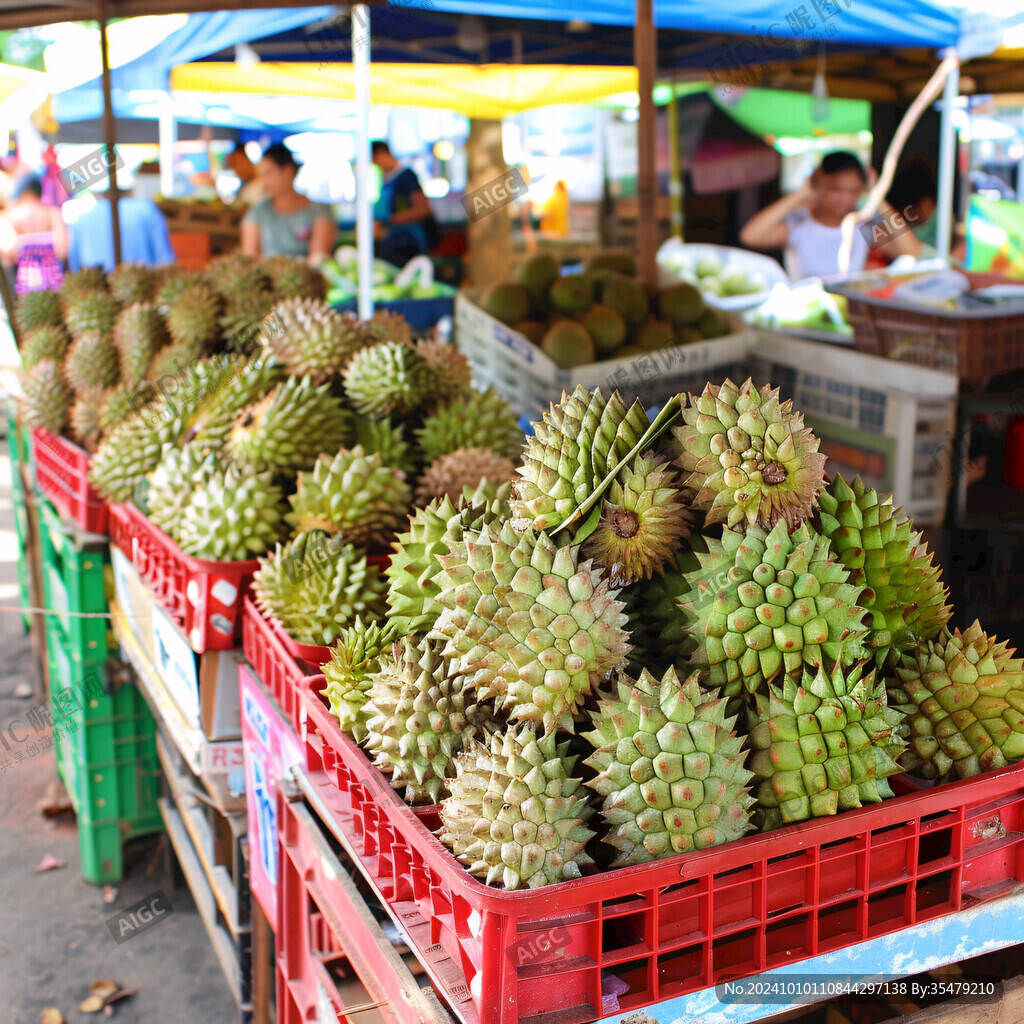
xmin=762 ymin=461 xmax=788 ymax=486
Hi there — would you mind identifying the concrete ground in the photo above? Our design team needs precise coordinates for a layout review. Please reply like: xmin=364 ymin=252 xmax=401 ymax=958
xmin=0 ymin=338 xmax=239 ymax=1019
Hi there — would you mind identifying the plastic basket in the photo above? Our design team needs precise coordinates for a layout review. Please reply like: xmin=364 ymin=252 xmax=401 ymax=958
xmin=455 ymin=292 xmax=751 ymax=422
xmin=829 ymin=275 xmax=1024 ymax=390
xmin=32 ymin=428 xmax=109 ymax=535
xmin=45 ymin=625 xmax=162 ymax=884
xmin=108 ymin=501 xmax=259 ymax=653
xmin=330 ymin=294 xmax=455 ymax=332
xmin=277 ymin=797 xmax=456 ymax=1024
xmin=37 ymin=497 xmax=111 ymax=669
xmin=297 ymin=673 xmax=1024 ymax=1024
xmin=168 ymin=230 xmax=212 ymax=271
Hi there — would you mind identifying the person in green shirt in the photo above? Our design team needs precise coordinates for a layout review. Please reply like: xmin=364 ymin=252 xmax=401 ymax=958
xmin=241 ymin=143 xmax=336 ymax=263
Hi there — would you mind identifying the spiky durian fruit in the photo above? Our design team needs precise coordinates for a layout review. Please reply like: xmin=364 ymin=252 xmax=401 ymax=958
xmin=165 ymin=281 xmax=222 ymax=349
xmin=322 ymin=618 xmax=401 ymax=741
xmin=88 ymin=356 xmax=235 ymax=502
xmin=286 ymin=446 xmax=410 ymax=550
xmin=365 ymin=310 xmax=413 ymax=347
xmin=219 ymin=282 xmax=276 ymax=342
xmin=439 ymin=725 xmax=595 ymax=889
xmin=431 ymin=521 xmax=631 ymax=733
xmin=64 ymin=291 xmax=119 ymax=340
xmin=582 ymin=452 xmax=693 ymax=587
xmin=155 ymin=271 xmax=204 ymax=316
xmin=673 ymin=377 xmax=826 ymax=531
xmin=205 ymin=251 xmax=267 ymax=292
xmin=174 ymin=464 xmax=287 ymax=560
xmin=185 ymin=357 xmax=283 ymax=452
xmin=260 ymin=255 xmax=327 ymax=300
xmin=511 ymin=385 xmax=650 ymax=534
xmin=64 ymin=332 xmax=120 ymax=393
xmin=108 ymin=263 xmax=154 ymax=306
xmin=748 ymin=661 xmax=905 ymax=828
xmin=415 ymin=447 xmax=518 ymax=505
xmin=385 ymin=488 xmax=507 ymax=634
xmin=680 ymin=520 xmax=868 ymax=702
xmin=416 ymin=386 xmax=522 ymax=463
xmin=146 ymin=444 xmax=216 ymax=533
xmin=818 ymin=475 xmax=951 ymax=667
xmin=354 ymin=417 xmax=415 ymax=477
xmin=70 ymin=388 xmax=105 ymax=452
xmin=414 ymin=338 xmax=472 ymax=403
xmin=343 ymin=341 xmax=433 ymax=419
xmin=99 ymin=385 xmax=137 ymax=435
xmin=113 ymin=303 xmax=169 ymax=386
xmin=584 ymin=668 xmax=754 ymax=865
xmin=262 ymin=298 xmax=366 ymax=383
xmin=889 ymin=622 xmax=1024 ymax=781
xmin=59 ymin=266 xmax=108 ymax=308
xmin=21 ymin=359 xmax=71 ymax=435
xmin=252 ymin=532 xmax=387 ymax=645
xmin=621 ymin=564 xmax=695 ymax=677
xmin=363 ymin=637 xmax=496 ymax=804
xmin=225 ymin=375 xmax=353 ymax=474
xmin=20 ymin=324 xmax=69 ymax=369
xmin=147 ymin=339 xmax=202 ymax=382
xmin=14 ymin=289 xmax=63 ymax=334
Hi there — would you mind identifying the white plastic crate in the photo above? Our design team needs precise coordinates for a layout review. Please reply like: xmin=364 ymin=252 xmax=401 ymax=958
xmin=455 ymin=292 xmax=750 ymax=421
xmin=745 ymin=332 xmax=958 ymax=527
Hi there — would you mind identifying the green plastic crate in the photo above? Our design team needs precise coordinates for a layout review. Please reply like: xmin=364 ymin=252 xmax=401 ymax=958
xmin=45 ymin=620 xmax=162 ymax=884
xmin=38 ymin=498 xmax=111 ymax=670
xmin=10 ymin=450 xmax=32 ymax=633
xmin=6 ymin=397 xmax=31 ymax=469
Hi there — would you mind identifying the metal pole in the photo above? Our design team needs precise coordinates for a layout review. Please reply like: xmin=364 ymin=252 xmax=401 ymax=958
xmin=98 ymin=0 xmax=122 ymax=266
xmin=353 ymin=4 xmax=373 ymax=320
xmin=935 ymin=50 xmax=960 ymax=261
xmin=158 ymin=91 xmax=176 ymax=198
xmin=666 ymin=86 xmax=683 ymax=240
xmin=635 ymin=0 xmax=657 ymax=287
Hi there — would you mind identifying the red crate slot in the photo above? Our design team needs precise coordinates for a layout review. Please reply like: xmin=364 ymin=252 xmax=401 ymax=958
xmin=242 ymin=555 xmax=392 ymax=732
xmin=277 ymin=797 xmax=455 ymax=1024
xmin=108 ymin=501 xmax=257 ymax=653
xmin=296 ymin=673 xmax=1024 ymax=1024
xmin=32 ymin=428 xmax=109 ymax=535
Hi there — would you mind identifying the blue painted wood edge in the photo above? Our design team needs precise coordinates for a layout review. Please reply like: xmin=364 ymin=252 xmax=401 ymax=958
xmin=595 ymin=888 xmax=1024 ymax=1024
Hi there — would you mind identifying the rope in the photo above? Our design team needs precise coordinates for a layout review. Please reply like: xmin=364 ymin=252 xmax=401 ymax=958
xmin=837 ymin=53 xmax=960 ymax=275
xmin=0 ymin=605 xmax=146 ymax=620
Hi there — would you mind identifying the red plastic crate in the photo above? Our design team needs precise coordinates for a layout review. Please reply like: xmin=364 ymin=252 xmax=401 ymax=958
xmin=241 ymin=560 xmax=391 ymax=734
xmin=277 ymin=796 xmax=455 ymax=1024
xmin=296 ymin=673 xmax=1024 ymax=1024
xmin=108 ymin=501 xmax=258 ymax=653
xmin=32 ymin=429 xmax=109 ymax=535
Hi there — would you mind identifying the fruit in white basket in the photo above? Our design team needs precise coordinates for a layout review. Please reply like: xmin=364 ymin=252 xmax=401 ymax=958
xmin=701 ymin=276 xmax=724 ymax=297
xmin=696 ymin=253 xmax=724 ymax=279
xmin=659 ymin=282 xmax=705 ymax=326
xmin=549 ymin=274 xmax=592 ymax=315
xmin=541 ymin=321 xmax=595 ymax=367
xmin=482 ymin=283 xmax=531 ymax=326
xmin=580 ymin=304 xmax=628 ymax=354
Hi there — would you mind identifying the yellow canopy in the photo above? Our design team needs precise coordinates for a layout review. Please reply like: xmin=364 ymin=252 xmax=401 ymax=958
xmin=170 ymin=62 xmax=638 ymax=119
xmin=0 ymin=62 xmax=44 ymax=105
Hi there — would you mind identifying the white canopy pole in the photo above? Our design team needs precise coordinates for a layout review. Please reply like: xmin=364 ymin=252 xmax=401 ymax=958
xmin=158 ymin=91 xmax=176 ymax=197
xmin=354 ymin=4 xmax=373 ymax=320
xmin=935 ymin=48 xmax=960 ymax=261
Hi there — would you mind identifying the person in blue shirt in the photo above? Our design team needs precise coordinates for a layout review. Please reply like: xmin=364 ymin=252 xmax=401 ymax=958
xmin=66 ymin=178 xmax=176 ymax=272
xmin=371 ymin=141 xmax=438 ymax=267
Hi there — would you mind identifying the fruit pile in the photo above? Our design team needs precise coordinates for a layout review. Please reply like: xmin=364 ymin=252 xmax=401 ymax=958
xmin=320 ymin=379 xmax=1024 ymax=890
xmin=14 ymin=255 xmax=329 ymax=449
xmin=319 ymin=251 xmax=454 ymax=306
xmin=79 ymin=284 xmax=521 ymax=641
xmin=660 ymin=248 xmax=767 ymax=299
xmin=479 ymin=252 xmax=732 ymax=369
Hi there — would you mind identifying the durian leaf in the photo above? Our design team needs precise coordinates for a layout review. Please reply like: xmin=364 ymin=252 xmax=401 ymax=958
xmin=572 ymin=503 xmax=604 ymax=545
xmin=550 ymin=394 xmax=684 ymax=537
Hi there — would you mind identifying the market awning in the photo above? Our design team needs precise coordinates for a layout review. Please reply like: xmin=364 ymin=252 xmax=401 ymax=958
xmin=171 ymin=62 xmax=639 ymax=119
xmin=0 ymin=59 xmax=42 ymax=102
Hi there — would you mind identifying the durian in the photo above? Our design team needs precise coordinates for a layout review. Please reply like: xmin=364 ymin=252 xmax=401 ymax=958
xmin=64 ymin=332 xmax=120 ymax=393
xmin=20 ymin=359 xmax=71 ymax=435
xmin=20 ymin=324 xmax=69 ymax=369
xmin=262 ymin=298 xmax=366 ymax=383
xmin=415 ymin=447 xmax=517 ymax=505
xmin=343 ymin=341 xmax=433 ymax=419
xmin=14 ymin=290 xmax=63 ymax=334
xmin=113 ymin=303 xmax=169 ymax=386
xmin=415 ymin=386 xmax=522 ymax=463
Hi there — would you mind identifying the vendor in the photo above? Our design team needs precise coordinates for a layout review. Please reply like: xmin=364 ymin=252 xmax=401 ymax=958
xmin=240 ymin=143 xmax=336 ymax=264
xmin=371 ymin=141 xmax=437 ymax=267
xmin=740 ymin=151 xmax=918 ymax=281
xmin=0 ymin=176 xmax=67 ymax=293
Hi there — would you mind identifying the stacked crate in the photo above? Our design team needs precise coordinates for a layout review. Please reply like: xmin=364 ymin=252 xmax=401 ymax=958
xmin=36 ymin=497 xmax=162 ymax=883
